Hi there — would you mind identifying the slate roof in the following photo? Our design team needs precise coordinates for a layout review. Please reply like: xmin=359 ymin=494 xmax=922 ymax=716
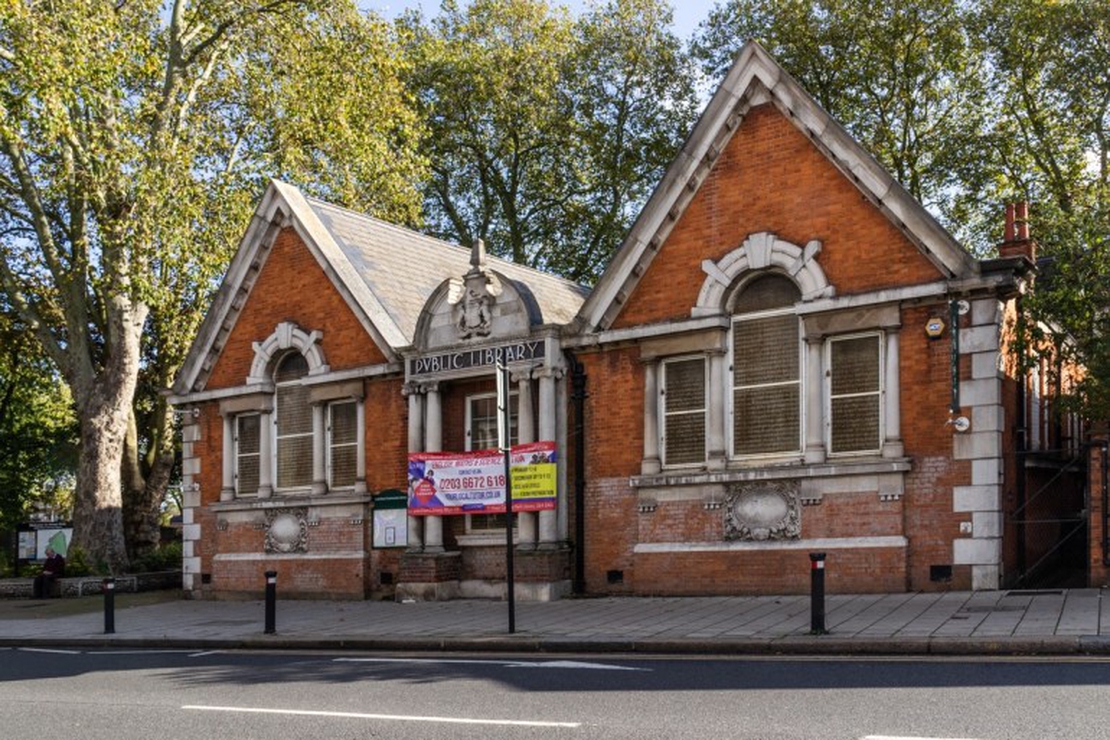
xmin=173 ymin=181 xmax=589 ymax=395
xmin=307 ymin=196 xmax=589 ymax=340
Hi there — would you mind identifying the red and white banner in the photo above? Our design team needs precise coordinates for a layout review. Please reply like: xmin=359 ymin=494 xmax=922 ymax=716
xmin=407 ymin=441 xmax=557 ymax=516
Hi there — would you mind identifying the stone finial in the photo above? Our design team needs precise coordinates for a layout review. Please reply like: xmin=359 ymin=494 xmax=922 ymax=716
xmin=469 ymin=238 xmax=488 ymax=274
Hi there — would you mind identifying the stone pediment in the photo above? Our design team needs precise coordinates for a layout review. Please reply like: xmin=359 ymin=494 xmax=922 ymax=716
xmin=414 ymin=240 xmax=542 ymax=351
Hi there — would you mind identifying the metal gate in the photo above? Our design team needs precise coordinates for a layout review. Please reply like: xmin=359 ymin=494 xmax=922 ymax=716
xmin=1008 ymin=447 xmax=1088 ymax=588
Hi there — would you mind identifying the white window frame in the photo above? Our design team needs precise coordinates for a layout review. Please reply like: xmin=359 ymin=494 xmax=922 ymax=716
xmin=825 ymin=331 xmax=884 ymax=458
xmin=233 ymin=412 xmax=260 ymax=497
xmin=464 ymin=391 xmax=519 ymax=534
xmin=273 ymin=356 xmax=313 ymax=493
xmin=326 ymin=399 xmax=359 ymax=490
xmin=659 ymin=355 xmax=708 ymax=469
xmin=728 ymin=307 xmax=805 ymax=461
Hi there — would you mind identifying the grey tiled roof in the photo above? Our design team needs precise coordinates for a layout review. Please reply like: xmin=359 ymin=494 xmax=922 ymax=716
xmin=307 ymin=197 xmax=589 ymax=342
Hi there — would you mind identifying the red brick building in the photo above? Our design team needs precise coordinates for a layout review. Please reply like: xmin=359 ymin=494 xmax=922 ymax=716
xmin=173 ymin=42 xmax=1078 ymax=599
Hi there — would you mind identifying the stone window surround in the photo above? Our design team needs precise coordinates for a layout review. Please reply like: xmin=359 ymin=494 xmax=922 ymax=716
xmin=219 ymin=322 xmax=368 ymax=502
xmin=219 ymin=379 xmax=368 ymax=501
xmin=643 ymin=232 xmax=904 ymax=477
xmin=642 ymin=312 xmax=903 ymax=476
xmin=824 ymin=331 xmax=885 ymax=457
xmin=658 ymin=354 xmax=708 ymax=469
xmin=460 ymin=390 xmax=520 ymax=542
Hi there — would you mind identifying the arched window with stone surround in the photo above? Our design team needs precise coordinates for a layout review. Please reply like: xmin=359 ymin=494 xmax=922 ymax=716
xmin=274 ymin=352 xmax=313 ymax=490
xmin=729 ymin=273 xmax=803 ymax=458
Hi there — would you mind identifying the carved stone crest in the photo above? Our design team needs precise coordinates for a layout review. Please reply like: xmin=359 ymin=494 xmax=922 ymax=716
xmin=724 ymin=481 xmax=801 ymax=541
xmin=265 ymin=507 xmax=308 ymax=554
xmin=448 ymin=238 xmax=502 ymax=339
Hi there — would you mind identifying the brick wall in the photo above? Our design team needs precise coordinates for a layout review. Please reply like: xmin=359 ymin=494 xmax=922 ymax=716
xmin=184 ymin=226 xmax=412 ymax=599
xmin=207 ymin=227 xmax=387 ymax=390
xmin=574 ymin=104 xmax=993 ymax=596
xmin=1089 ymin=429 xmax=1110 ymax=585
xmin=633 ymin=548 xmax=907 ymax=596
xmin=612 ymin=104 xmax=942 ymax=330
xmin=365 ymin=375 xmax=409 ymax=492
xmin=899 ymin=303 xmax=973 ymax=591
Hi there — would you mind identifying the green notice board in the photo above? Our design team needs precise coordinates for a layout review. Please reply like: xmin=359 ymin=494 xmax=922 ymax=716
xmin=372 ymin=489 xmax=408 ymax=548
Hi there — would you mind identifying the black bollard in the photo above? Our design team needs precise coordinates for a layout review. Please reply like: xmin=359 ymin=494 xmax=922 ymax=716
xmin=103 ymin=578 xmax=116 ymax=634
xmin=809 ymin=552 xmax=827 ymax=635
xmin=264 ymin=570 xmax=277 ymax=634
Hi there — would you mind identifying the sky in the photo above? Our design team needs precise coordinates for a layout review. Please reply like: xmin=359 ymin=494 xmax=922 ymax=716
xmin=361 ymin=0 xmax=721 ymax=41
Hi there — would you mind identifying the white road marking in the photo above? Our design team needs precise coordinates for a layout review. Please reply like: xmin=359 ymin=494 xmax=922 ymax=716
xmin=334 ymin=656 xmax=650 ymax=671
xmin=863 ymin=736 xmax=983 ymax=740
xmin=182 ymin=705 xmax=580 ymax=728
xmin=510 ymin=659 xmax=650 ymax=671
xmin=189 ymin=650 xmax=223 ymax=658
xmin=91 ymin=650 xmax=191 ymax=655
xmin=18 ymin=647 xmax=80 ymax=655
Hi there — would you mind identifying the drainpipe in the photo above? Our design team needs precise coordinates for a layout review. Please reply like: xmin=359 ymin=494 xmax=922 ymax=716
xmin=567 ymin=351 xmax=588 ymax=594
xmin=1015 ymin=296 xmax=1028 ymax=582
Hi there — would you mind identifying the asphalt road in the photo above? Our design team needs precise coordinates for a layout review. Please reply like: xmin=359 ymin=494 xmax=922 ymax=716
xmin=2 ymin=647 xmax=1109 ymax=739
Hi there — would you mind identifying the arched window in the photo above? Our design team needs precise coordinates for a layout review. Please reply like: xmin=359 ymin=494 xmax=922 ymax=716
xmin=274 ymin=352 xmax=313 ymax=490
xmin=730 ymin=274 xmax=802 ymax=457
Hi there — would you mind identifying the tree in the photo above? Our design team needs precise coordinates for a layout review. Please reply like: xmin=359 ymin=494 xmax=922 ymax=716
xmin=402 ymin=0 xmax=579 ymax=268
xmin=403 ymin=0 xmax=696 ymax=283
xmin=694 ymin=0 xmax=1110 ymax=422
xmin=975 ymin=0 xmax=1110 ymax=420
xmin=0 ymin=303 xmax=77 ymax=531
xmin=558 ymin=0 xmax=698 ymax=280
xmin=693 ymin=0 xmax=988 ymax=237
xmin=0 ymin=0 xmax=426 ymax=570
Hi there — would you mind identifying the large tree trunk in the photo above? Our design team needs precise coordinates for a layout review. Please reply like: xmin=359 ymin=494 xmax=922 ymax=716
xmin=122 ymin=402 xmax=175 ymax=559
xmin=70 ymin=296 xmax=147 ymax=574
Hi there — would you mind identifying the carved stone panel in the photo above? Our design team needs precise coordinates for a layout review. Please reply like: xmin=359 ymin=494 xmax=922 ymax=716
xmin=724 ymin=481 xmax=801 ymax=541
xmin=265 ymin=507 xmax=308 ymax=554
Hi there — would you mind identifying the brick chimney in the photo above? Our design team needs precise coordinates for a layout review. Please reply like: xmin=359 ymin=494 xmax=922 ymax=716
xmin=998 ymin=201 xmax=1037 ymax=261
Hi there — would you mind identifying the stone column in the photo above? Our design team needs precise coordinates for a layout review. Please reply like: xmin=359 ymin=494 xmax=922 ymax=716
xmin=423 ymin=382 xmax=444 ymax=552
xmin=804 ymin=336 xmax=826 ymax=464
xmin=514 ymin=370 xmax=537 ymax=547
xmin=354 ymin=399 xmax=368 ymax=494
xmin=641 ymin=359 xmax=661 ymax=474
xmin=537 ymin=367 xmax=562 ymax=545
xmin=220 ymin=414 xmax=235 ymax=501
xmin=883 ymin=327 xmax=904 ymax=458
xmin=257 ymin=410 xmax=273 ymax=498
xmin=706 ymin=350 xmax=727 ymax=470
xmin=404 ymin=382 xmax=424 ymax=551
xmin=311 ymin=403 xmax=327 ymax=494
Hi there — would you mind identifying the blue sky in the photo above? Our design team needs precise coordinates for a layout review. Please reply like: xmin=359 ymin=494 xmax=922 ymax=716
xmin=361 ymin=0 xmax=721 ymax=40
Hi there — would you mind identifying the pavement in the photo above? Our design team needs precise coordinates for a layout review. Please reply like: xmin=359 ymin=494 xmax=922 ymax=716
xmin=3 ymin=588 xmax=1110 ymax=656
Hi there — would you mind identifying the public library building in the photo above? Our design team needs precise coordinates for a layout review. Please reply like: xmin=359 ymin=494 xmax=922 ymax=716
xmin=171 ymin=43 xmax=1069 ymax=600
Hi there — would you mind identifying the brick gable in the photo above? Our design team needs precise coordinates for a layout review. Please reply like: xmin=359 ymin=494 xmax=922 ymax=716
xmin=612 ymin=104 xmax=943 ymax=329
xmin=207 ymin=227 xmax=388 ymax=389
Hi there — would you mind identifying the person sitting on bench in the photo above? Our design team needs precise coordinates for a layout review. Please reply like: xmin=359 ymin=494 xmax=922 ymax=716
xmin=32 ymin=547 xmax=65 ymax=598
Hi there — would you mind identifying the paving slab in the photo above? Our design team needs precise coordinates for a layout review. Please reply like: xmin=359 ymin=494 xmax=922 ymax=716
xmin=3 ymin=587 xmax=1109 ymax=656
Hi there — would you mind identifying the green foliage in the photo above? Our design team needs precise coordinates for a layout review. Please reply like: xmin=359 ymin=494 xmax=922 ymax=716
xmin=0 ymin=305 xmax=77 ymax=531
xmin=694 ymin=0 xmax=1110 ymax=422
xmin=0 ymin=0 xmax=428 ymax=566
xmin=130 ymin=541 xmax=183 ymax=573
xmin=402 ymin=0 xmax=696 ymax=283
xmin=62 ymin=545 xmax=97 ymax=578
